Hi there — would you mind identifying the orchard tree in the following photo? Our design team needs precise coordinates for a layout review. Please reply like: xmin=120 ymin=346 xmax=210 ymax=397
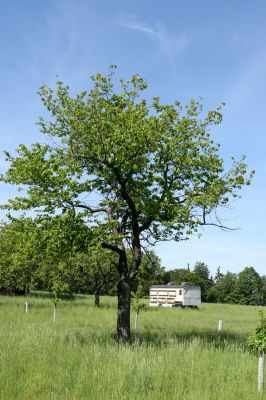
xmin=0 ymin=217 xmax=43 ymax=294
xmin=33 ymin=211 xmax=92 ymax=296
xmin=73 ymin=250 xmax=119 ymax=306
xmin=1 ymin=67 xmax=253 ymax=343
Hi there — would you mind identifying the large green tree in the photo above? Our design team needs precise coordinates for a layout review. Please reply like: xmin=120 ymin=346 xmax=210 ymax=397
xmin=1 ymin=67 xmax=252 ymax=343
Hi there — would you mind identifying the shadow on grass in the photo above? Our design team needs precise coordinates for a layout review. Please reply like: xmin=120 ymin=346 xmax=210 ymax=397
xmin=130 ymin=329 xmax=248 ymax=350
xmin=60 ymin=328 xmax=249 ymax=352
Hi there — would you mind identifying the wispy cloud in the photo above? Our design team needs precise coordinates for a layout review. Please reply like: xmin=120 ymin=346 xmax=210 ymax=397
xmin=224 ymin=47 xmax=266 ymax=112
xmin=119 ymin=14 xmax=188 ymax=64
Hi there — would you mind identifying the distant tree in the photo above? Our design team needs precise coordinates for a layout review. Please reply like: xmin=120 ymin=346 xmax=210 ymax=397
xmin=261 ymin=276 xmax=266 ymax=306
xmin=134 ymin=250 xmax=164 ymax=296
xmin=205 ymin=275 xmax=217 ymax=302
xmin=164 ymin=268 xmax=195 ymax=285
xmin=193 ymin=261 xmax=211 ymax=301
xmin=1 ymin=68 xmax=252 ymax=343
xmin=215 ymin=271 xmax=238 ymax=303
xmin=0 ymin=217 xmax=43 ymax=294
xmin=236 ymin=267 xmax=263 ymax=305
xmin=73 ymin=250 xmax=119 ymax=306
xmin=214 ymin=266 xmax=224 ymax=284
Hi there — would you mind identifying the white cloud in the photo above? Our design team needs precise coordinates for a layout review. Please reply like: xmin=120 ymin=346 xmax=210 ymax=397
xmin=224 ymin=51 xmax=266 ymax=112
xmin=119 ymin=14 xmax=188 ymax=64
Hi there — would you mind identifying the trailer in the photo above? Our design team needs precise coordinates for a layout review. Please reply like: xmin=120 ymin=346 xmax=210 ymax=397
xmin=149 ymin=283 xmax=201 ymax=308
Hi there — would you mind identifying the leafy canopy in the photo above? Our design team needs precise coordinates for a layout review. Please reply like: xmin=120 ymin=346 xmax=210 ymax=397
xmin=1 ymin=66 xmax=253 ymax=255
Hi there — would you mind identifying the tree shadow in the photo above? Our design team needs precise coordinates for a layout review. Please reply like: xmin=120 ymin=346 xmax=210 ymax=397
xmin=130 ymin=329 xmax=248 ymax=350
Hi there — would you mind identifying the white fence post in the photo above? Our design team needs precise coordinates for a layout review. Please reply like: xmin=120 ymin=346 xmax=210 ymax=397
xmin=218 ymin=319 xmax=223 ymax=334
xmin=53 ymin=304 xmax=56 ymax=322
xmin=258 ymin=354 xmax=264 ymax=392
xmin=25 ymin=301 xmax=28 ymax=314
xmin=134 ymin=311 xmax=139 ymax=329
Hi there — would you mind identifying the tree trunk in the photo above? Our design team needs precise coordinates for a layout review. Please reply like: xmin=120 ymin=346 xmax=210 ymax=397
xmin=94 ymin=289 xmax=100 ymax=307
xmin=117 ymin=277 xmax=131 ymax=344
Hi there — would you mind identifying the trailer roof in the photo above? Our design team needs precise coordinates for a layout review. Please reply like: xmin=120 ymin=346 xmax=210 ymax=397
xmin=150 ymin=284 xmax=200 ymax=290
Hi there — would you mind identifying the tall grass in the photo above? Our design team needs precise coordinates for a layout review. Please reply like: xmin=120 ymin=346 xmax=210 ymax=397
xmin=0 ymin=295 xmax=264 ymax=399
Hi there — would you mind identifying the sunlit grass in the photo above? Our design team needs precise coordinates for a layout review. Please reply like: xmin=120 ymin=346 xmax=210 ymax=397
xmin=0 ymin=295 xmax=264 ymax=399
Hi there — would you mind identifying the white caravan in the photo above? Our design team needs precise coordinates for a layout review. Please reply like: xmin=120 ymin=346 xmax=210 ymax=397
xmin=149 ymin=284 xmax=201 ymax=308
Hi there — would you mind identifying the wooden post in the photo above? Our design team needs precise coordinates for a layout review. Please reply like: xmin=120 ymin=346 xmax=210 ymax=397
xmin=258 ymin=354 xmax=264 ymax=392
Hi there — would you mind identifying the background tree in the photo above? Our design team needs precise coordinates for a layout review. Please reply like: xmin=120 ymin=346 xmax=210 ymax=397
xmin=132 ymin=250 xmax=164 ymax=296
xmin=261 ymin=275 xmax=266 ymax=306
xmin=0 ymin=217 xmax=43 ymax=295
xmin=236 ymin=267 xmax=263 ymax=305
xmin=193 ymin=261 xmax=212 ymax=301
xmin=1 ymin=67 xmax=252 ymax=343
xmin=163 ymin=268 xmax=195 ymax=286
xmin=214 ymin=271 xmax=238 ymax=303
xmin=73 ymin=250 xmax=119 ymax=306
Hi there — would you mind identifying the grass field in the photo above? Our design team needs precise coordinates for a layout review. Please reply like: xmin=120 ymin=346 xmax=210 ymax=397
xmin=0 ymin=294 xmax=265 ymax=399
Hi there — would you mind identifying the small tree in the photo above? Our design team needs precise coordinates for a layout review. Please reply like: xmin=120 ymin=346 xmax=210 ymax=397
xmin=247 ymin=311 xmax=266 ymax=392
xmin=1 ymin=67 xmax=253 ymax=343
xmin=247 ymin=311 xmax=266 ymax=355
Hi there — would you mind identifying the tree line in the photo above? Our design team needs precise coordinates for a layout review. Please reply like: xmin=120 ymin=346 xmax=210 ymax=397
xmin=0 ymin=217 xmax=264 ymax=306
xmin=163 ymin=262 xmax=266 ymax=306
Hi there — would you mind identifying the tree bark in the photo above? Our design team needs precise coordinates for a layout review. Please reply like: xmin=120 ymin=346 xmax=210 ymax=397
xmin=117 ymin=277 xmax=131 ymax=344
xmin=94 ymin=289 xmax=100 ymax=307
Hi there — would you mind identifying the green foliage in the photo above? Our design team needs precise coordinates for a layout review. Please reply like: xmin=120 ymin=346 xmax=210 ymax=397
xmin=236 ymin=267 xmax=262 ymax=305
xmin=0 ymin=217 xmax=44 ymax=292
xmin=164 ymin=268 xmax=195 ymax=285
xmin=132 ymin=250 xmax=164 ymax=296
xmin=0 ymin=67 xmax=253 ymax=341
xmin=212 ymin=271 xmax=239 ymax=304
xmin=247 ymin=311 xmax=266 ymax=355
xmin=1 ymin=67 xmax=252 ymax=250
xmin=164 ymin=264 xmax=265 ymax=306
xmin=132 ymin=282 xmax=147 ymax=314
xmin=193 ymin=261 xmax=212 ymax=301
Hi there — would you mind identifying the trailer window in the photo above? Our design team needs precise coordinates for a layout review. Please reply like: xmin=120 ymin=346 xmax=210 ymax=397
xmin=179 ymin=290 xmax=182 ymax=295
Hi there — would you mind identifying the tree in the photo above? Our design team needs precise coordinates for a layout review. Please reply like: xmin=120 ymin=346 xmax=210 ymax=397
xmin=1 ymin=67 xmax=252 ymax=343
xmin=73 ymin=250 xmax=119 ymax=306
xmin=261 ymin=276 xmax=266 ymax=306
xmin=236 ymin=267 xmax=263 ymax=305
xmin=214 ymin=266 xmax=224 ymax=284
xmin=133 ymin=250 xmax=164 ymax=296
xmin=215 ymin=271 xmax=238 ymax=303
xmin=163 ymin=268 xmax=195 ymax=286
xmin=0 ymin=217 xmax=43 ymax=294
xmin=193 ymin=261 xmax=212 ymax=301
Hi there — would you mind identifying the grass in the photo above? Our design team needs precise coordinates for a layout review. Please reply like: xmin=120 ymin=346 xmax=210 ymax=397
xmin=0 ymin=295 xmax=265 ymax=399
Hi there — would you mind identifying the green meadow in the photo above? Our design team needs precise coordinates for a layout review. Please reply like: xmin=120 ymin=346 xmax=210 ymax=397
xmin=0 ymin=295 xmax=264 ymax=400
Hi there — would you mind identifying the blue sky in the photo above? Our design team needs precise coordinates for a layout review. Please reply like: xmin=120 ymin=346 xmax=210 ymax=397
xmin=0 ymin=0 xmax=265 ymax=276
